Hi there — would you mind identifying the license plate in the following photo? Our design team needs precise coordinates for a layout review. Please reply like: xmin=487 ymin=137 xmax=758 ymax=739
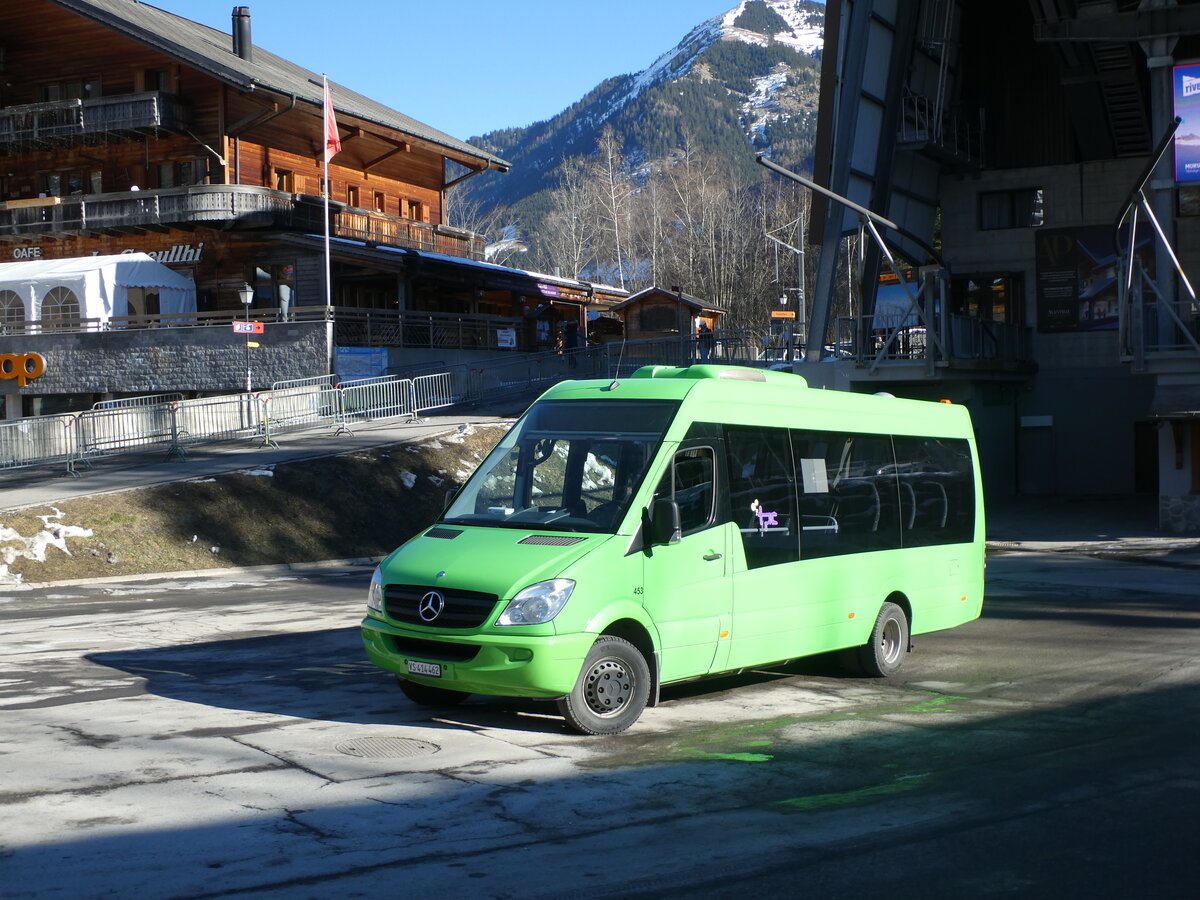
xmin=406 ymin=660 xmax=442 ymax=678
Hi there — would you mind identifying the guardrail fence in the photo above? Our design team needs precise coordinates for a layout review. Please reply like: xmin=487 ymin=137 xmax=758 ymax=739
xmin=0 ymin=371 xmax=464 ymax=478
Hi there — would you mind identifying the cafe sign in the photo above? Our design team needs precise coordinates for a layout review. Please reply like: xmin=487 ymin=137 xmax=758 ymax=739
xmin=7 ymin=242 xmax=205 ymax=263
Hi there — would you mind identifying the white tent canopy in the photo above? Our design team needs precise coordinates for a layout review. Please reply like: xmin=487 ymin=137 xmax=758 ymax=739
xmin=0 ymin=253 xmax=196 ymax=325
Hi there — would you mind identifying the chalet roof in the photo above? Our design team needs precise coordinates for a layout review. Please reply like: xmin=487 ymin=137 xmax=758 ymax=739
xmin=278 ymin=234 xmax=630 ymax=304
xmin=610 ymin=286 xmax=724 ymax=314
xmin=47 ymin=0 xmax=510 ymax=170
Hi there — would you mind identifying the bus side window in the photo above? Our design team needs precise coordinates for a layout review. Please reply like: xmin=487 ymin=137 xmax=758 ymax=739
xmin=793 ymin=430 xmax=901 ymax=556
xmin=725 ymin=426 xmax=799 ymax=568
xmin=653 ymin=447 xmax=716 ymax=537
xmin=892 ymin=436 xmax=975 ymax=546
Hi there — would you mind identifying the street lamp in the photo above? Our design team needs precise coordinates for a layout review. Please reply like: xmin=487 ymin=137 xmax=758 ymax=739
xmin=239 ymin=282 xmax=254 ymax=393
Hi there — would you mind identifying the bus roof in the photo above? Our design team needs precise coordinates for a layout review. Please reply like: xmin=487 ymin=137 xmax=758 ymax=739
xmin=535 ymin=365 xmax=973 ymax=439
xmin=629 ymin=364 xmax=808 ymax=387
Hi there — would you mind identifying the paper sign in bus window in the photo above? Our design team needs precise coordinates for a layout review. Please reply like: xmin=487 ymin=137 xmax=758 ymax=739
xmin=800 ymin=458 xmax=828 ymax=493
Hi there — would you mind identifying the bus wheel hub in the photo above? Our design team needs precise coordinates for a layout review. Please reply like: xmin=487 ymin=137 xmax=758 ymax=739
xmin=584 ymin=659 xmax=631 ymax=715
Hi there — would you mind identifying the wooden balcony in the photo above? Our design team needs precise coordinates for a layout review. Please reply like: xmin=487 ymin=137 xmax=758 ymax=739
xmin=0 ymin=92 xmax=190 ymax=147
xmin=0 ymin=185 xmax=486 ymax=260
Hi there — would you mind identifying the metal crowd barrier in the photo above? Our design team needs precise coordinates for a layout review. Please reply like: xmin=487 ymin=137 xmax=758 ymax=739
xmin=76 ymin=404 xmax=177 ymax=462
xmin=0 ymin=369 xmax=470 ymax=479
xmin=93 ymin=392 xmax=184 ymax=411
xmin=411 ymin=372 xmax=457 ymax=412
xmin=172 ymin=394 xmax=262 ymax=455
xmin=0 ymin=414 xmax=77 ymax=474
xmin=259 ymin=384 xmax=334 ymax=438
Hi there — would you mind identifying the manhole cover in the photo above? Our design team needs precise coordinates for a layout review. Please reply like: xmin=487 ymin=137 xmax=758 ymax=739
xmin=334 ymin=736 xmax=441 ymax=759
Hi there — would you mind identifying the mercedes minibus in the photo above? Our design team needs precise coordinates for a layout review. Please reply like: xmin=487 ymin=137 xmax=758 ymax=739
xmin=362 ymin=365 xmax=984 ymax=734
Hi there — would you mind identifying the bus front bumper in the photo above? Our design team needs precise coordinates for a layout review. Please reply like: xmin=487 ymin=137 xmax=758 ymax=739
xmin=360 ymin=617 xmax=594 ymax=698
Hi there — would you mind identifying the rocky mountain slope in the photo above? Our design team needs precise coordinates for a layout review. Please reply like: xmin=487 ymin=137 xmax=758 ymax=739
xmin=463 ymin=0 xmax=825 ymax=218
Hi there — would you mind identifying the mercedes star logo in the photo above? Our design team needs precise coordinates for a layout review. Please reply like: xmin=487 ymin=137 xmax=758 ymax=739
xmin=418 ymin=590 xmax=445 ymax=622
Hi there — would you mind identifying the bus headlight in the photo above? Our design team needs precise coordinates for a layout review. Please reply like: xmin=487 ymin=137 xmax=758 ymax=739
xmin=497 ymin=579 xmax=575 ymax=625
xmin=367 ymin=566 xmax=384 ymax=613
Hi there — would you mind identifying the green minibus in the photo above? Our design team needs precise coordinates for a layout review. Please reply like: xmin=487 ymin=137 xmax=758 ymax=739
xmin=362 ymin=365 xmax=984 ymax=734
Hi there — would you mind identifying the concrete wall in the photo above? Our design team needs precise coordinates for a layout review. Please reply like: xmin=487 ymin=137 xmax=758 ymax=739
xmin=1015 ymin=367 xmax=1154 ymax=495
xmin=0 ymin=321 xmax=331 ymax=402
xmin=939 ymin=157 xmax=1162 ymax=496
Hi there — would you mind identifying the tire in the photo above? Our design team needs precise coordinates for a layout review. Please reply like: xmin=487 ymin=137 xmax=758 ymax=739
xmin=856 ymin=601 xmax=909 ymax=677
xmin=557 ymin=636 xmax=650 ymax=735
xmin=395 ymin=675 xmax=470 ymax=707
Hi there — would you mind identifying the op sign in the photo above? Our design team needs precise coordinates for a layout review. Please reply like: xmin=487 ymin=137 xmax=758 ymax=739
xmin=1173 ymin=63 xmax=1200 ymax=183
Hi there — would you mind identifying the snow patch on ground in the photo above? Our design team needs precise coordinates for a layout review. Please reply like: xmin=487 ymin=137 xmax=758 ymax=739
xmin=0 ymin=507 xmax=95 ymax=586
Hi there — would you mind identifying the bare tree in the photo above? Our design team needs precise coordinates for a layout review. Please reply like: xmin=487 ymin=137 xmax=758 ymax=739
xmin=533 ymin=155 xmax=596 ymax=279
xmin=519 ymin=131 xmax=829 ymax=345
xmin=444 ymin=181 xmax=527 ymax=266
xmin=589 ymin=127 xmax=637 ymax=290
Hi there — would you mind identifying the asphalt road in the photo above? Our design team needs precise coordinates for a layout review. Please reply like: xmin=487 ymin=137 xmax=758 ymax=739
xmin=1 ymin=552 xmax=1197 ymax=899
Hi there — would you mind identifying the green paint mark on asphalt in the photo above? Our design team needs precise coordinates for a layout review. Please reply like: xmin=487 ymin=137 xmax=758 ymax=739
xmin=905 ymin=695 xmax=966 ymax=713
xmin=584 ymin=691 xmax=971 ymax=770
xmin=774 ymin=773 xmax=929 ymax=812
xmin=700 ymin=752 xmax=774 ymax=762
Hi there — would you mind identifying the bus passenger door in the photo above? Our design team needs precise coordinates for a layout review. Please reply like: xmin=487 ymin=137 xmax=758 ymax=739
xmin=641 ymin=446 xmax=732 ymax=683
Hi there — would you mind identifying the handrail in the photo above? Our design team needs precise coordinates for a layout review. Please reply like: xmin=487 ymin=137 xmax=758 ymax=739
xmin=0 ymin=304 xmax=521 ymax=338
xmin=0 ymin=184 xmax=487 ymax=260
xmin=0 ymin=91 xmax=189 ymax=144
xmin=0 ymin=372 xmax=465 ymax=478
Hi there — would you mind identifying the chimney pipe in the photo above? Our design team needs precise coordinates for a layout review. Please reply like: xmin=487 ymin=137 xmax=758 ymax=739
xmin=232 ymin=7 xmax=253 ymax=61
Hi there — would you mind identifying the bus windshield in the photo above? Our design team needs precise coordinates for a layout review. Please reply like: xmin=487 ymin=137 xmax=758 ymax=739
xmin=442 ymin=399 xmax=678 ymax=533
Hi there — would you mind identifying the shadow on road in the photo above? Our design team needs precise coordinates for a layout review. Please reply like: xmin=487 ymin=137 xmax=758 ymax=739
xmin=85 ymin=627 xmax=865 ymax=733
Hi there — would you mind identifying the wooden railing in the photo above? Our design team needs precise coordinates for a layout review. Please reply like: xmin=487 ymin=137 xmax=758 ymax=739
xmin=0 ymin=305 xmax=523 ymax=351
xmin=0 ymin=91 xmax=189 ymax=145
xmin=0 ymin=185 xmax=486 ymax=260
xmin=333 ymin=308 xmax=521 ymax=350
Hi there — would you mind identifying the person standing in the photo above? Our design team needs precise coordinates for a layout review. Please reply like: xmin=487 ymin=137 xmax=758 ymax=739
xmin=697 ymin=321 xmax=714 ymax=360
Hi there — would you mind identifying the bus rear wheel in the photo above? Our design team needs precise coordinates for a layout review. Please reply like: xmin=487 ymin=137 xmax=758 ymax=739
xmin=396 ymin=675 xmax=470 ymax=707
xmin=557 ymin=636 xmax=650 ymax=735
xmin=857 ymin=601 xmax=909 ymax=677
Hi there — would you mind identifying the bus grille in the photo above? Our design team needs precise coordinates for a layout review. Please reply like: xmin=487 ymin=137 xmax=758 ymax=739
xmin=384 ymin=584 xmax=500 ymax=629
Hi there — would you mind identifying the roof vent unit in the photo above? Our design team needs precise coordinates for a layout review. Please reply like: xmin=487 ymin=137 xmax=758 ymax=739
xmin=232 ymin=7 xmax=253 ymax=61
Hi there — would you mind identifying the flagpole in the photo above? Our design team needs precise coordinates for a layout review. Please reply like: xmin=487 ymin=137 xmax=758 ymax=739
xmin=322 ymin=73 xmax=332 ymax=317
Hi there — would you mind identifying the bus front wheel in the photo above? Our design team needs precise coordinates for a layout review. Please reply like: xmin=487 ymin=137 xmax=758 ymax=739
xmin=857 ymin=601 xmax=909 ymax=677
xmin=557 ymin=636 xmax=650 ymax=735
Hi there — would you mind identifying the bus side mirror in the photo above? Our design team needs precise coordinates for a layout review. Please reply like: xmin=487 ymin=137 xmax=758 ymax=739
xmin=649 ymin=498 xmax=681 ymax=546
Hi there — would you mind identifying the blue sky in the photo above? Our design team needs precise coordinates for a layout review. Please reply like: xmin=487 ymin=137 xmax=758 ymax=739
xmin=146 ymin=0 xmax=739 ymax=140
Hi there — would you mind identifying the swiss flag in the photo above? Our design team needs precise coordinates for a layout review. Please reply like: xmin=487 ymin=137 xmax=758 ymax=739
xmin=324 ymin=80 xmax=342 ymax=162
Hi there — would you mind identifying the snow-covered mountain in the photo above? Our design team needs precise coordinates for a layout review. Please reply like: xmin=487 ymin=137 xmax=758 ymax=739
xmin=616 ymin=1 xmax=822 ymax=116
xmin=464 ymin=0 xmax=825 ymax=215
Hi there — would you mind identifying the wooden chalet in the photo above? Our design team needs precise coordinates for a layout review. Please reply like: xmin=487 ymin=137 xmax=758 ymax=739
xmin=611 ymin=286 xmax=724 ymax=342
xmin=0 ymin=0 xmax=620 ymax=373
